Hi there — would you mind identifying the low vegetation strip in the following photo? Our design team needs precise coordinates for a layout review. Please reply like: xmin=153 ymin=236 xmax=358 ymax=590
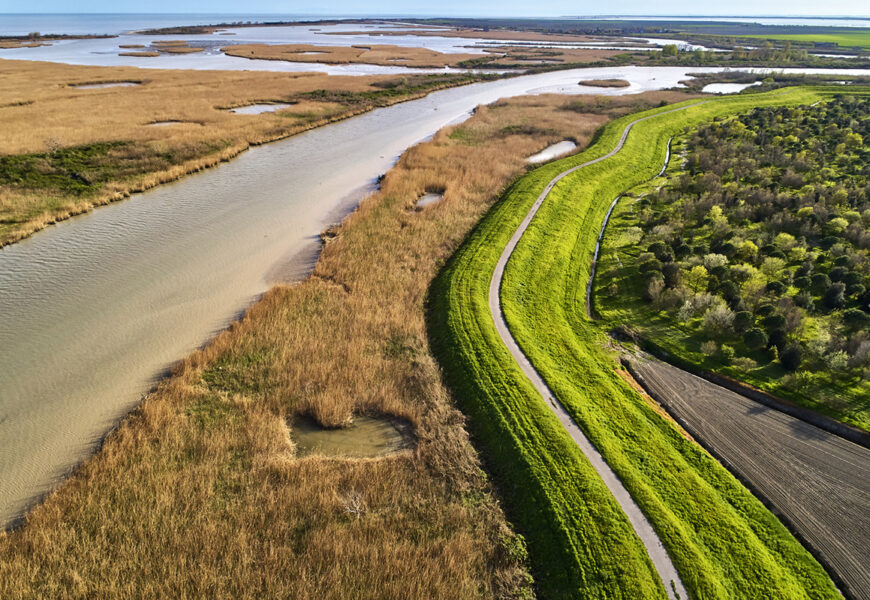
xmin=627 ymin=355 xmax=870 ymax=599
xmin=431 ymin=87 xmax=855 ymax=599
xmin=488 ymin=110 xmax=698 ymax=600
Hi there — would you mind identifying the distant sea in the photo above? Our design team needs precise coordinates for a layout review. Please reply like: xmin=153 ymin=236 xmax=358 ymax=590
xmin=0 ymin=14 xmax=350 ymax=36
xmin=0 ymin=13 xmax=868 ymax=38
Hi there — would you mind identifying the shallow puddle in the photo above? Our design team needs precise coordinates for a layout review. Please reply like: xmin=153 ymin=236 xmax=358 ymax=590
xmin=291 ymin=414 xmax=414 ymax=458
xmin=415 ymin=192 xmax=443 ymax=209
xmin=701 ymin=81 xmax=761 ymax=94
xmin=526 ymin=140 xmax=577 ymax=163
xmin=228 ymin=102 xmax=295 ymax=115
xmin=72 ymin=81 xmax=140 ymax=89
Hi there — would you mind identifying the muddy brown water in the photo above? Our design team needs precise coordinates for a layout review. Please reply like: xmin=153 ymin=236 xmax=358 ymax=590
xmin=291 ymin=415 xmax=414 ymax=458
xmin=2 ymin=65 xmax=867 ymax=528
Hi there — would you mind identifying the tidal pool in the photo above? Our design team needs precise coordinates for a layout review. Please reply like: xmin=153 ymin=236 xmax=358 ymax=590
xmin=228 ymin=103 xmax=295 ymax=114
xmin=291 ymin=414 xmax=414 ymax=458
xmin=702 ymin=81 xmax=762 ymax=94
xmin=527 ymin=140 xmax=578 ymax=163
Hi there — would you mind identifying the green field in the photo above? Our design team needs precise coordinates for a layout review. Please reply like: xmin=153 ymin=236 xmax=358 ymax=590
xmin=740 ymin=31 xmax=870 ymax=50
xmin=428 ymin=87 xmax=869 ymax=598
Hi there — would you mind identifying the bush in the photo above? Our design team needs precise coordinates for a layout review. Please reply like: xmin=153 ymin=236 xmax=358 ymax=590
xmin=763 ymin=314 xmax=786 ymax=331
xmin=662 ymin=262 xmax=680 ymax=288
xmin=756 ymin=303 xmax=775 ymax=317
xmin=823 ymin=282 xmax=846 ymax=309
xmin=811 ymin=273 xmax=831 ymax=294
xmin=719 ymin=344 xmax=736 ymax=362
xmin=700 ymin=340 xmax=718 ymax=356
xmin=733 ymin=311 xmax=754 ymax=333
xmin=768 ymin=329 xmax=787 ymax=352
xmin=765 ymin=281 xmax=786 ymax=295
xmin=743 ymin=328 xmax=768 ymax=350
xmin=842 ymin=308 xmax=870 ymax=330
xmin=780 ymin=345 xmax=803 ymax=372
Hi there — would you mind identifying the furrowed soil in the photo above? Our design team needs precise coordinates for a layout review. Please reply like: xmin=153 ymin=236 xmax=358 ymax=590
xmin=628 ymin=356 xmax=870 ymax=599
xmin=0 ymin=90 xmax=694 ymax=598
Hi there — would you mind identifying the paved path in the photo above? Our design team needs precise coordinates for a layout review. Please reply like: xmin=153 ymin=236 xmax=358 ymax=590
xmin=631 ymin=356 xmax=870 ymax=600
xmin=488 ymin=105 xmax=705 ymax=600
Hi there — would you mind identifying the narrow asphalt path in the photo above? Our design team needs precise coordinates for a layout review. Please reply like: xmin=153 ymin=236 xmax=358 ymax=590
xmin=488 ymin=106 xmax=704 ymax=600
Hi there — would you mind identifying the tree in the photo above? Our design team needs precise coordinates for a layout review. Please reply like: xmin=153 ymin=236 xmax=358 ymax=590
xmin=704 ymin=305 xmax=735 ymax=336
xmin=661 ymin=44 xmax=678 ymax=57
xmin=743 ymin=328 xmax=768 ymax=350
xmin=684 ymin=265 xmax=709 ymax=293
xmin=780 ymin=345 xmax=803 ymax=372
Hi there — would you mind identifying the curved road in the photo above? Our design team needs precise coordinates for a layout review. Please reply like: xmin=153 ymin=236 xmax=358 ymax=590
xmin=487 ymin=106 xmax=705 ymax=600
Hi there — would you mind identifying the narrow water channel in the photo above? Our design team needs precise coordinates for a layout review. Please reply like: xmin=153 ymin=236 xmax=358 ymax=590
xmin=1 ymin=64 xmax=868 ymax=527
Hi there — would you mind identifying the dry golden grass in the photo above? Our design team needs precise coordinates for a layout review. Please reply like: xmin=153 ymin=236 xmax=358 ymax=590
xmin=226 ymin=43 xmax=636 ymax=70
xmin=0 ymin=41 xmax=48 ymax=49
xmin=484 ymin=47 xmax=638 ymax=66
xmin=223 ymin=43 xmax=486 ymax=68
xmin=578 ymin=78 xmax=632 ymax=87
xmin=0 ymin=89 xmax=694 ymax=598
xmin=119 ymin=51 xmax=159 ymax=57
xmin=0 ymin=58 xmax=482 ymax=245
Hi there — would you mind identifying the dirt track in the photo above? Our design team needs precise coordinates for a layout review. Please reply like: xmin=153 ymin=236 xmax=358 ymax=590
xmin=630 ymin=356 xmax=870 ymax=600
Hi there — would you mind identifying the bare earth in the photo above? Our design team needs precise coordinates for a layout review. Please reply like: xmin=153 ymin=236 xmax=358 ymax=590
xmin=630 ymin=356 xmax=870 ymax=599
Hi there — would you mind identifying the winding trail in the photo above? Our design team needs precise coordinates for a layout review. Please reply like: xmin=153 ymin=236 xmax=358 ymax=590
xmin=487 ymin=106 xmax=704 ymax=600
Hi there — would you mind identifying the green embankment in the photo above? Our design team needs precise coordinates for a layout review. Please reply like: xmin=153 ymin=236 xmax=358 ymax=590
xmin=429 ymin=87 xmax=863 ymax=599
xmin=739 ymin=32 xmax=870 ymax=50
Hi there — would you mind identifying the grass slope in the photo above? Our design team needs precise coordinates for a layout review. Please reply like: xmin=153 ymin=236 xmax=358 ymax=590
xmin=740 ymin=32 xmax=870 ymax=50
xmin=430 ymin=87 xmax=864 ymax=599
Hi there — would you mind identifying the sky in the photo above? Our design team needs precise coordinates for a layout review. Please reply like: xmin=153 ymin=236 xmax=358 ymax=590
xmin=2 ymin=1 xmax=869 ymax=17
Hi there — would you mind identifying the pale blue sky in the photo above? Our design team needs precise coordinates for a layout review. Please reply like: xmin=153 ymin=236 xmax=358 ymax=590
xmin=3 ymin=1 xmax=868 ymax=17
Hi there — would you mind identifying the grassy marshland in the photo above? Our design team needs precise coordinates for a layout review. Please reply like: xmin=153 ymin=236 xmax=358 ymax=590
xmin=0 ymin=59 xmax=483 ymax=246
xmin=0 ymin=90 xmax=692 ymax=598
xmin=429 ymin=87 xmax=860 ymax=599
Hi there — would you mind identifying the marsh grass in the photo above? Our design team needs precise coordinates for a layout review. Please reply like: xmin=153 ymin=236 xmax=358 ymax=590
xmin=0 ymin=90 xmax=693 ymax=599
xmin=0 ymin=59 xmax=483 ymax=245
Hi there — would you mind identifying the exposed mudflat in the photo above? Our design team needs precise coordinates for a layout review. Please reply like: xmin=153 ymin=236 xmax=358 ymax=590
xmin=630 ymin=356 xmax=870 ymax=598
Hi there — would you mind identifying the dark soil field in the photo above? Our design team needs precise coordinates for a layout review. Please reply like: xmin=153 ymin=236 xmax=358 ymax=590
xmin=629 ymin=356 xmax=870 ymax=599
